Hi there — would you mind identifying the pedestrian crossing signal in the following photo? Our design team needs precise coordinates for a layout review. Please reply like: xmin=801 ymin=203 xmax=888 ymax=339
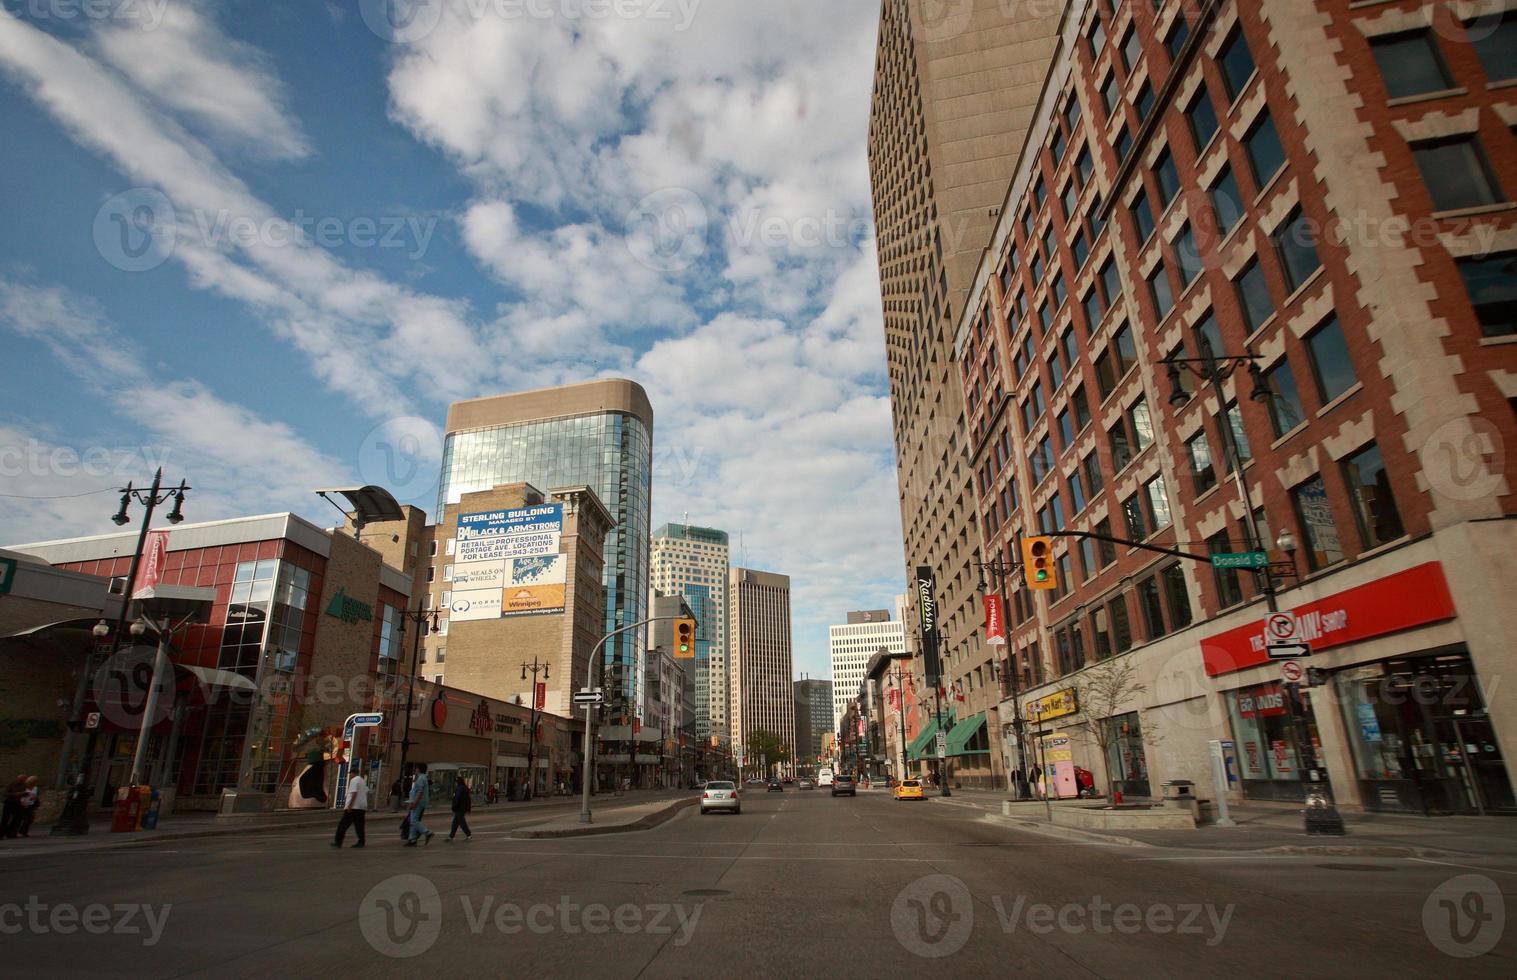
xmin=1020 ymin=535 xmax=1058 ymax=591
xmin=675 ymin=617 xmax=697 ymax=658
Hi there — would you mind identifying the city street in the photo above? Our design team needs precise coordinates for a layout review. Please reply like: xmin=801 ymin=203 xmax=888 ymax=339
xmin=3 ymin=790 xmax=1513 ymax=977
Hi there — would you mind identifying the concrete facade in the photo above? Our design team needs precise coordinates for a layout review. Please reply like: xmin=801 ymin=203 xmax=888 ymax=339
xmin=870 ymin=0 xmax=1066 ymax=790
xmin=828 ymin=610 xmax=907 ymax=737
xmin=728 ymin=568 xmax=795 ymax=768
xmin=649 ymin=523 xmax=730 ymax=745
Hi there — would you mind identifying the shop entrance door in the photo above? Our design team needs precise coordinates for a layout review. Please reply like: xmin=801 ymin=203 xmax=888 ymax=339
xmin=1442 ymin=716 xmax=1516 ymax=815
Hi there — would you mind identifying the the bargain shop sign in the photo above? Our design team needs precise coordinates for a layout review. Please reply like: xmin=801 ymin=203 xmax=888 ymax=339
xmin=1201 ymin=562 xmax=1456 ymax=677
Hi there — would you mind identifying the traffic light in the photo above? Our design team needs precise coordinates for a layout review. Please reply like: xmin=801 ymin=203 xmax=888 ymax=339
xmin=674 ymin=617 xmax=697 ymax=658
xmin=1020 ymin=535 xmax=1058 ymax=591
xmin=1306 ymin=667 xmax=1329 ymax=688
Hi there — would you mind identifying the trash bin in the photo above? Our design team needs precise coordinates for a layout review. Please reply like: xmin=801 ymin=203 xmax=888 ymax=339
xmin=1161 ymin=779 xmax=1196 ymax=802
xmin=111 ymin=786 xmax=143 ymax=833
xmin=139 ymin=788 xmax=162 ymax=830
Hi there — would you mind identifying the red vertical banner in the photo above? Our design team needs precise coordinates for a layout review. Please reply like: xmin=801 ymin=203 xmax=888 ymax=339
xmin=983 ymin=594 xmax=1006 ymax=645
xmin=134 ymin=529 xmax=171 ymax=598
xmin=534 ymin=681 xmax=546 ymax=711
xmin=889 ymin=689 xmax=900 ymax=711
xmin=633 ymin=716 xmax=641 ymax=735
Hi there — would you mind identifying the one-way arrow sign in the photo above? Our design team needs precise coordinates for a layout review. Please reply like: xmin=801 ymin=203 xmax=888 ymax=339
xmin=1266 ymin=641 xmax=1312 ymax=660
xmin=573 ymin=689 xmax=605 ymax=706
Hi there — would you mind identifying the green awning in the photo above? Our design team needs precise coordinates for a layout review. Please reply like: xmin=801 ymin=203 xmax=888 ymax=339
xmin=906 ymin=718 xmax=942 ymax=761
xmin=945 ymin=712 xmax=988 ymax=757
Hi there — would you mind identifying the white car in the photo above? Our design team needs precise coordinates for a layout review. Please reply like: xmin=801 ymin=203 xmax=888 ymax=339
xmin=700 ymin=780 xmax=740 ymax=815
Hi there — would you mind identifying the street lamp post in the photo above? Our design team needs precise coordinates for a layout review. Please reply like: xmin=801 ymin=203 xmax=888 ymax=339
xmin=521 ymin=656 xmax=551 ymax=800
xmin=975 ymin=557 xmax=1029 ymax=800
xmin=887 ymin=657 xmax=909 ymax=782
xmin=395 ymin=605 xmax=440 ymax=783
xmin=1163 ymin=339 xmax=1334 ymax=824
xmin=52 ymin=468 xmax=188 ymax=836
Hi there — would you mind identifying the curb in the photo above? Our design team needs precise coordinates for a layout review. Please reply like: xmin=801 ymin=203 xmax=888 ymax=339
xmin=980 ymin=812 xmax=1152 ymax=848
xmin=509 ymin=798 xmax=697 ymax=839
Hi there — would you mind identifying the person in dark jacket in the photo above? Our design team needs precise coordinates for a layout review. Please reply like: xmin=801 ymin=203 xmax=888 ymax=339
xmin=2 ymin=775 xmax=27 ymax=839
xmin=447 ymin=776 xmax=473 ymax=841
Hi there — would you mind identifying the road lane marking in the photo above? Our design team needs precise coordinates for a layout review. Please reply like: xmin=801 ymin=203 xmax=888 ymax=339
xmin=1410 ymin=857 xmax=1517 ymax=877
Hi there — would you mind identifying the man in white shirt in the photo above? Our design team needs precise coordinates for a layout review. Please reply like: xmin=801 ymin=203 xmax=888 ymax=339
xmin=331 ymin=770 xmax=369 ymax=848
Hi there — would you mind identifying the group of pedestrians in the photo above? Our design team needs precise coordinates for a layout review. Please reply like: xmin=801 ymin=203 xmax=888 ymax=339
xmin=2 ymin=774 xmax=41 ymax=839
xmin=331 ymin=763 xmax=476 ymax=849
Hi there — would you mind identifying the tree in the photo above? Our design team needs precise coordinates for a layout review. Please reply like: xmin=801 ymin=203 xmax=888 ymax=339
xmin=744 ymin=728 xmax=791 ymax=775
xmin=1067 ymin=657 xmax=1158 ymax=804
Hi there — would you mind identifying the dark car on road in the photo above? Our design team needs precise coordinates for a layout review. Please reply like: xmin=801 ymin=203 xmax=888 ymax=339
xmin=831 ymin=774 xmax=856 ymax=797
xmin=767 ymin=778 xmax=783 ymax=792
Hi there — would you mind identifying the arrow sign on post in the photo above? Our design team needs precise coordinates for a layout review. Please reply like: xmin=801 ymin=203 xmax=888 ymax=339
xmin=1267 ymin=642 xmax=1312 ymax=660
xmin=573 ymin=689 xmax=605 ymax=706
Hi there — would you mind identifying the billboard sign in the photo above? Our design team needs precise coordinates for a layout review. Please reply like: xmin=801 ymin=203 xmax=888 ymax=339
xmin=503 ymin=555 xmax=567 ymax=617
xmin=457 ymin=505 xmax=562 ymax=562
xmin=451 ymin=504 xmax=566 ymax=620
xmin=915 ymin=565 xmax=941 ymax=683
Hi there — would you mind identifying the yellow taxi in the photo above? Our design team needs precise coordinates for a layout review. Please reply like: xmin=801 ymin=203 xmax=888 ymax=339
xmin=894 ymin=778 xmax=926 ymax=801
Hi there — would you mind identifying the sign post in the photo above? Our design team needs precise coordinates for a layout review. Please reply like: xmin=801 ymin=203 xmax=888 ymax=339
xmin=1207 ymin=739 xmax=1236 ymax=827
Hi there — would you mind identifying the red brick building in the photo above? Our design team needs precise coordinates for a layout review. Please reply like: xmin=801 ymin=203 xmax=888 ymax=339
xmin=951 ymin=0 xmax=1516 ymax=813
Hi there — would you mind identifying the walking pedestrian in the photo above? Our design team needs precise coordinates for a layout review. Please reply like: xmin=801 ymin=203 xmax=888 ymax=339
xmin=331 ymin=771 xmax=369 ymax=848
xmin=17 ymin=777 xmax=41 ymax=837
xmin=1 ymin=774 xmax=26 ymax=839
xmin=447 ymin=775 xmax=472 ymax=841
xmin=389 ymin=776 xmax=403 ymax=812
xmin=404 ymin=764 xmax=433 ymax=847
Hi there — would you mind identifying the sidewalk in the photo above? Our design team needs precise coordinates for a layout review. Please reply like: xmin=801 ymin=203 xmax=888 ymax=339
xmin=509 ymin=796 xmax=695 ymax=838
xmin=933 ymin=786 xmax=1517 ymax=857
xmin=0 ymin=789 xmax=683 ymax=856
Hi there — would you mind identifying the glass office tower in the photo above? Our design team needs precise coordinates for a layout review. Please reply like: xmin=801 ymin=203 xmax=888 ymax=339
xmin=437 ymin=380 xmax=654 ymax=713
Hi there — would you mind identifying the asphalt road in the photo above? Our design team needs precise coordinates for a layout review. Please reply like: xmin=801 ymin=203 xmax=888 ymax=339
xmin=3 ymin=789 xmax=1515 ymax=977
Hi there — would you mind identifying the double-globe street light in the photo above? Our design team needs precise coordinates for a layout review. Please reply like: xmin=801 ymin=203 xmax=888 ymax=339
xmin=521 ymin=656 xmax=551 ymax=799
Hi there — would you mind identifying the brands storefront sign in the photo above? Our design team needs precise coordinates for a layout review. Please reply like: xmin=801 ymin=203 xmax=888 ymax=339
xmin=1236 ymin=684 xmax=1287 ymax=719
xmin=1025 ymin=688 xmax=1078 ymax=721
xmin=1201 ymin=562 xmax=1457 ymax=677
xmin=325 ymin=587 xmax=374 ymax=624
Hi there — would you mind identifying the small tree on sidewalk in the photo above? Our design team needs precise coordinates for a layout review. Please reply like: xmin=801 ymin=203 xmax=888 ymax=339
xmin=1068 ymin=657 xmax=1158 ymax=804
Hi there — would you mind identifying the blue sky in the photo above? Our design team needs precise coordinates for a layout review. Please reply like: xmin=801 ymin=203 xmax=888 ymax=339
xmin=0 ymin=0 xmax=905 ymax=678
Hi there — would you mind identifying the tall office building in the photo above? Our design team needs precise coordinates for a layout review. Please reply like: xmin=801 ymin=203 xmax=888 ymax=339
xmin=869 ymin=0 xmax=1063 ymax=788
xmin=728 ymin=568 xmax=794 ymax=766
xmin=828 ymin=610 xmax=907 ymax=736
xmin=437 ymin=380 xmax=654 ymax=712
xmin=793 ymin=677 xmax=834 ymax=767
xmin=649 ymin=523 xmax=731 ymax=745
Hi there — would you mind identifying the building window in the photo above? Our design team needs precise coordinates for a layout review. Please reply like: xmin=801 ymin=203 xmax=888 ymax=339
xmin=1369 ymin=30 xmax=1453 ymax=98
xmin=1108 ymin=595 xmax=1134 ymax=653
xmin=1065 ymin=92 xmax=1082 ymax=132
xmin=1166 ymin=15 xmax=1190 ymax=61
xmin=1222 ymin=401 xmax=1252 ymax=466
xmin=1468 ymin=13 xmax=1516 ymax=81
xmin=1089 ymin=15 xmax=1108 ymax=57
xmin=1135 ymin=82 xmax=1155 ymax=122
xmin=1121 ymin=26 xmax=1142 ymax=72
xmin=1077 ymin=145 xmax=1094 ymax=185
xmin=1305 ymin=314 xmax=1357 ymax=403
xmin=1218 ymin=27 xmax=1257 ymax=101
xmin=1101 ymin=258 xmax=1122 ymax=309
xmin=1457 ymin=254 xmax=1517 ymax=337
xmin=1412 ymin=137 xmax=1504 ymax=212
xmin=1235 ymin=258 xmax=1274 ymax=333
xmin=1149 ymin=262 xmax=1175 ymax=319
xmin=1210 ymin=166 xmax=1242 ymax=239
xmin=1069 ymin=468 xmax=1087 ymax=512
xmin=1262 ymin=358 xmax=1307 ymax=437
xmin=1079 ymin=537 xmax=1098 ymax=581
xmin=1188 ymin=431 xmax=1217 ymax=494
xmin=1208 ymin=531 xmax=1245 ymax=608
xmin=1132 ymin=191 xmax=1156 ymax=242
xmin=1291 ymin=475 xmax=1345 ymax=571
xmin=1342 ymin=443 xmax=1406 ymax=550
xmin=1115 ymin=124 xmax=1133 ymax=162
xmin=1072 ymin=386 xmax=1092 ymax=431
xmin=1094 ymin=517 xmax=1118 ymax=567
xmin=426 ymin=566 xmax=435 ymax=583
xmin=1122 ymin=492 xmax=1147 ymax=539
xmin=1244 ymin=112 xmax=1287 ymax=189
xmin=1083 ymin=289 xmax=1104 ymax=329
xmin=428 ymin=541 xmax=438 ymax=557
xmin=1137 ymin=575 xmax=1166 ymax=640
xmin=1175 ymin=224 xmax=1202 ymax=289
xmin=1273 ymin=209 xmax=1322 ymax=293
xmin=1131 ymin=397 xmax=1155 ymax=452
xmin=1145 ymin=474 xmax=1172 ymax=529
xmin=1162 ymin=564 xmax=1193 ymax=632
xmin=1083 ymin=450 xmax=1105 ymax=496
xmin=1057 ymin=408 xmax=1074 ymax=448
xmin=1154 ymin=149 xmax=1180 ymax=210
xmin=1187 ymin=87 xmax=1219 ymax=149
xmin=1034 ymin=176 xmax=1048 ymax=210
xmin=1102 ymin=71 xmax=1121 ymax=115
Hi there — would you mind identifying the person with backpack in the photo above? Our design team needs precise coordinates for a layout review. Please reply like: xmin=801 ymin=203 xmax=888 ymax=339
xmin=447 ymin=775 xmax=473 ymax=841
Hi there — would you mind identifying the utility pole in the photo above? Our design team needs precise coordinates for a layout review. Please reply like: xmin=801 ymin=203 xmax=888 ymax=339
xmin=396 ymin=605 xmax=439 ymax=781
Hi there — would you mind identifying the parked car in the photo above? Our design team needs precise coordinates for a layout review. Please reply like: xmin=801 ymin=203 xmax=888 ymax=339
xmin=701 ymin=780 xmax=740 ymax=815
xmin=831 ymin=774 xmax=856 ymax=797
xmin=894 ymin=779 xmax=925 ymax=801
xmin=797 ymin=778 xmax=815 ymax=790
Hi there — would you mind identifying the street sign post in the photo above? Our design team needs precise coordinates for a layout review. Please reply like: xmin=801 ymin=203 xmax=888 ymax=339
xmin=572 ymin=689 xmax=605 ymax=706
xmin=1280 ymin=660 xmax=1304 ymax=684
xmin=935 ymin=731 xmax=947 ymax=759
xmin=1265 ymin=613 xmax=1298 ymax=643
xmin=1210 ymin=551 xmax=1270 ymax=570
xmin=1267 ymin=641 xmax=1312 ymax=660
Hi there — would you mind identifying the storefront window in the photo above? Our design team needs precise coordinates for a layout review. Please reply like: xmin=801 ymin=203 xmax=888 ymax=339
xmin=1225 ymin=681 xmax=1328 ymax=803
xmin=1103 ymin=711 xmax=1150 ymax=797
xmin=1337 ymin=653 xmax=1514 ymax=815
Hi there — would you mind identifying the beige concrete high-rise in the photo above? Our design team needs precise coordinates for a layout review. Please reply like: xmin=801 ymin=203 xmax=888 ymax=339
xmin=728 ymin=568 xmax=794 ymax=772
xmin=868 ymin=0 xmax=1062 ymax=788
